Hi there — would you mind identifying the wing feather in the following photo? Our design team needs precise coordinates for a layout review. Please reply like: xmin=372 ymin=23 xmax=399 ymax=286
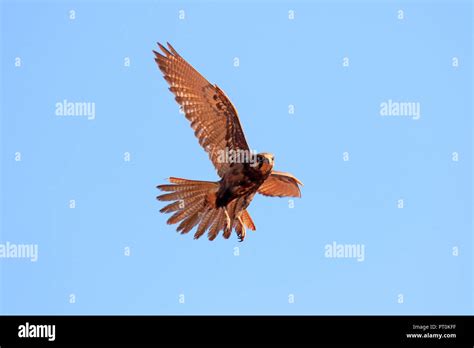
xmin=258 ymin=171 xmax=303 ymax=198
xmin=154 ymin=42 xmax=250 ymax=177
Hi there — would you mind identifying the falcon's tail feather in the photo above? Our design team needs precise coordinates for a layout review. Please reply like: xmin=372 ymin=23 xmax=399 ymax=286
xmin=157 ymin=177 xmax=254 ymax=241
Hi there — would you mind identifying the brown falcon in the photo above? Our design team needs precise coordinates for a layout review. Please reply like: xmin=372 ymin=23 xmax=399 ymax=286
xmin=154 ymin=42 xmax=303 ymax=242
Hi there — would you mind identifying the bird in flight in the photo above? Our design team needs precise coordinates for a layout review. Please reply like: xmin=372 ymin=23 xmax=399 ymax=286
xmin=153 ymin=42 xmax=303 ymax=242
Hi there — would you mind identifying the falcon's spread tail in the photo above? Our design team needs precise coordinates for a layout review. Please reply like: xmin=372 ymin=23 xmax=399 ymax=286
xmin=157 ymin=177 xmax=256 ymax=241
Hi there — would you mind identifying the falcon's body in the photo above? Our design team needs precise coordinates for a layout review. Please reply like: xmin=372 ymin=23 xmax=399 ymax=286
xmin=215 ymin=153 xmax=273 ymax=208
xmin=154 ymin=42 xmax=302 ymax=241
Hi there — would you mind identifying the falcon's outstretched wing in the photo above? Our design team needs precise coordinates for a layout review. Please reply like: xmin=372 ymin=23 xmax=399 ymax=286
xmin=154 ymin=42 xmax=250 ymax=178
xmin=258 ymin=171 xmax=303 ymax=198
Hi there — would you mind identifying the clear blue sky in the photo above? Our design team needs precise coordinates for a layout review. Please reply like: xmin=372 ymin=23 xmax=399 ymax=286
xmin=0 ymin=0 xmax=472 ymax=315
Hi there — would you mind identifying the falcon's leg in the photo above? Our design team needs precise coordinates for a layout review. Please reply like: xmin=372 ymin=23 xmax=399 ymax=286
xmin=223 ymin=207 xmax=231 ymax=235
xmin=237 ymin=216 xmax=246 ymax=242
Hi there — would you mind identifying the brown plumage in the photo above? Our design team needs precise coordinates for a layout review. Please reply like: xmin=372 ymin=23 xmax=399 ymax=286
xmin=154 ymin=42 xmax=303 ymax=241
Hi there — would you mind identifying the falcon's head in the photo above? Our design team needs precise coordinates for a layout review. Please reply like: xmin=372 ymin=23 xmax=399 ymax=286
xmin=256 ymin=153 xmax=274 ymax=173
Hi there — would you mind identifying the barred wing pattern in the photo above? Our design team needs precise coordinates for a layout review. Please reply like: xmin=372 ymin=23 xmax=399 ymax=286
xmin=258 ymin=171 xmax=303 ymax=198
xmin=153 ymin=42 xmax=250 ymax=178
